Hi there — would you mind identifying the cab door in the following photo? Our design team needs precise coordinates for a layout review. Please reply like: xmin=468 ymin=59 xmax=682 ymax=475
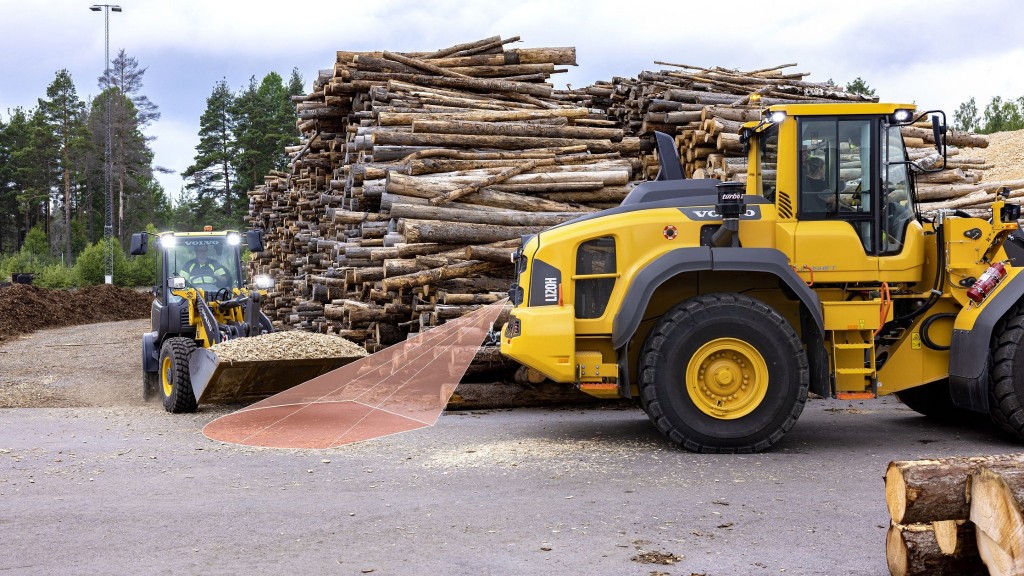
xmin=793 ymin=117 xmax=879 ymax=282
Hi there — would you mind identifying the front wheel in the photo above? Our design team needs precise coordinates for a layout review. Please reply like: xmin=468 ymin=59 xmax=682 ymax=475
xmin=159 ymin=337 xmax=198 ymax=413
xmin=638 ymin=293 xmax=809 ymax=453
xmin=989 ymin=306 xmax=1024 ymax=438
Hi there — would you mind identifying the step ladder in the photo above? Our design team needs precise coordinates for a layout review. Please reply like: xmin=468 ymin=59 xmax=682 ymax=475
xmin=821 ymin=300 xmax=891 ymax=400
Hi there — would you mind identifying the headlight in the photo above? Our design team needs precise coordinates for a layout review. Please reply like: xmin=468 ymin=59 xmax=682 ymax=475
xmin=159 ymin=235 xmax=177 ymax=248
xmin=893 ymin=109 xmax=912 ymax=123
xmin=226 ymin=233 xmax=241 ymax=246
xmin=769 ymin=111 xmax=786 ymax=124
xmin=254 ymin=275 xmax=275 ymax=289
xmin=169 ymin=276 xmax=186 ymax=289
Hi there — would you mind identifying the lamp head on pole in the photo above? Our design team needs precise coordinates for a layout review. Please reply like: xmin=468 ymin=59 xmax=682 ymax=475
xmin=89 ymin=5 xmax=101 ymax=10
xmin=111 ymin=5 xmax=121 ymax=11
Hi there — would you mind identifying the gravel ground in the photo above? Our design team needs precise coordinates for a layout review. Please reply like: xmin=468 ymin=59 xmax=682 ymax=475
xmin=2 ymin=320 xmax=1022 ymax=575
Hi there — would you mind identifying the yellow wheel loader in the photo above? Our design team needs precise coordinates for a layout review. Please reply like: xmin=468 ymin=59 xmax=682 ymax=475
xmin=501 ymin=102 xmax=1024 ymax=453
xmin=130 ymin=228 xmax=355 ymax=413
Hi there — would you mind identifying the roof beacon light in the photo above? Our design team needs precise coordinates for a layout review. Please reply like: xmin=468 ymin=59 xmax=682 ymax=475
xmin=204 ymin=225 xmax=214 ymax=232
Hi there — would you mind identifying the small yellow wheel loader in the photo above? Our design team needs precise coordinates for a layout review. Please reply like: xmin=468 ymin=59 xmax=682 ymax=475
xmin=130 ymin=229 xmax=352 ymax=413
xmin=501 ymin=102 xmax=1024 ymax=453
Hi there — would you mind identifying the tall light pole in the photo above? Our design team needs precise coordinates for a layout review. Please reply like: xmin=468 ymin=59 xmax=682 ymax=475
xmin=89 ymin=4 xmax=121 ymax=284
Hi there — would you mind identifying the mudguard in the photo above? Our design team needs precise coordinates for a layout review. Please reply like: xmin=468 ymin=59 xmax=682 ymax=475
xmin=948 ymin=271 xmax=1024 ymax=412
xmin=142 ymin=331 xmax=159 ymax=373
xmin=611 ymin=247 xmax=824 ymax=349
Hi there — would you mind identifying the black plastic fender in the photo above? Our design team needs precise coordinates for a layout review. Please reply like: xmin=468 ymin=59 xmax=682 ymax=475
xmin=611 ymin=247 xmax=824 ymax=350
xmin=948 ymin=275 xmax=1024 ymax=412
xmin=142 ymin=331 xmax=159 ymax=374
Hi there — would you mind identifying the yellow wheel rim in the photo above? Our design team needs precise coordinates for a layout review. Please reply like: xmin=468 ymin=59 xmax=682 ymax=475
xmin=161 ymin=356 xmax=173 ymax=397
xmin=686 ymin=337 xmax=769 ymax=420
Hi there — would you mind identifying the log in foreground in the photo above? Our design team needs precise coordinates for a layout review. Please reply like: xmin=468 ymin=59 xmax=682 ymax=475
xmin=886 ymin=521 xmax=985 ymax=576
xmin=885 ymin=453 xmax=1024 ymax=524
xmin=970 ymin=467 xmax=1024 ymax=576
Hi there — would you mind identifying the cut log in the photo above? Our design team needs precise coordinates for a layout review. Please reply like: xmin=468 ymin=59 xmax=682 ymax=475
xmin=970 ymin=467 xmax=1024 ymax=576
xmin=886 ymin=522 xmax=986 ymax=576
xmin=886 ymin=453 xmax=1024 ymax=524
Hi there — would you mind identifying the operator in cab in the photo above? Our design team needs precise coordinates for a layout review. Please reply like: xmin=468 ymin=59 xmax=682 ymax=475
xmin=182 ymin=244 xmax=230 ymax=289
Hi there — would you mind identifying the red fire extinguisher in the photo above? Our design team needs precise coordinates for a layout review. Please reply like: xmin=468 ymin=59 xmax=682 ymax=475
xmin=967 ymin=262 xmax=1007 ymax=303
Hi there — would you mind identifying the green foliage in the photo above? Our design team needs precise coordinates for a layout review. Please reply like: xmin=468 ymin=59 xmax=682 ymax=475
xmin=953 ymin=97 xmax=980 ymax=132
xmin=981 ymin=96 xmax=1024 ymax=133
xmin=845 ymin=77 xmax=876 ymax=97
xmin=0 ymin=251 xmax=45 ymax=280
xmin=73 ymin=238 xmax=129 ymax=286
xmin=183 ymin=79 xmax=237 ymax=216
xmin=22 ymin=224 xmax=51 ymax=260
xmin=34 ymin=263 xmax=76 ymax=289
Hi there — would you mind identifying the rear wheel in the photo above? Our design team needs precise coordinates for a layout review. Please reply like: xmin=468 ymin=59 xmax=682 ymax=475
xmin=159 ymin=337 xmax=198 ymax=413
xmin=638 ymin=293 xmax=809 ymax=453
xmin=143 ymin=371 xmax=159 ymax=401
xmin=988 ymin=306 xmax=1024 ymax=439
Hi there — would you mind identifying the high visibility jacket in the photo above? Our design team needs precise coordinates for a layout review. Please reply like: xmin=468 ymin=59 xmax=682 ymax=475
xmin=182 ymin=259 xmax=228 ymax=286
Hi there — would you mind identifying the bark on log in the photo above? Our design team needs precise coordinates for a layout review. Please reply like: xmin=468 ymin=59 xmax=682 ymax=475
xmin=886 ymin=453 xmax=1024 ymax=524
xmin=389 ymin=203 xmax=581 ymax=226
xmin=402 ymin=219 xmax=549 ymax=244
xmin=381 ymin=260 xmax=505 ymax=292
xmin=886 ymin=522 xmax=986 ymax=576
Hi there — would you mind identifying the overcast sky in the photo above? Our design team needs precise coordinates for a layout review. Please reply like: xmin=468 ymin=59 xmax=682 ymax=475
xmin=2 ymin=0 xmax=1023 ymax=200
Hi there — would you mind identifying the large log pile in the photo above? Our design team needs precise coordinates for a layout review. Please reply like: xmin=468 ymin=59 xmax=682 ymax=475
xmin=245 ymin=36 xmax=644 ymax=382
xmin=884 ymin=453 xmax=1024 ymax=576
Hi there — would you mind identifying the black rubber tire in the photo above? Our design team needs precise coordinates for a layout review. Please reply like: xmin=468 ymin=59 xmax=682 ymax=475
xmin=988 ymin=305 xmax=1024 ymax=439
xmin=258 ymin=312 xmax=274 ymax=335
xmin=159 ymin=337 xmax=198 ymax=413
xmin=638 ymin=293 xmax=809 ymax=453
xmin=142 ymin=371 xmax=159 ymax=402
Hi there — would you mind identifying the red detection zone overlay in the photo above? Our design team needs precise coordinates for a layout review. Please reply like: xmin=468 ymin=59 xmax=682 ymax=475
xmin=203 ymin=299 xmax=509 ymax=449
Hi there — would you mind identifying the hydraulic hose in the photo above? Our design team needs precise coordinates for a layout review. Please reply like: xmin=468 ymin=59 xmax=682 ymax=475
xmin=892 ymin=212 xmax=946 ymax=324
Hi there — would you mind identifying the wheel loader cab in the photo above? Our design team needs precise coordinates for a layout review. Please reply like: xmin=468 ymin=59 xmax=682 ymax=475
xmin=749 ymin=104 xmax=926 ymax=285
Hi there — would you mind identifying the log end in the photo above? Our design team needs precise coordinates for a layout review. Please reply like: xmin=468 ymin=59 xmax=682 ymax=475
xmin=886 ymin=523 xmax=909 ymax=576
xmin=887 ymin=462 xmax=909 ymax=524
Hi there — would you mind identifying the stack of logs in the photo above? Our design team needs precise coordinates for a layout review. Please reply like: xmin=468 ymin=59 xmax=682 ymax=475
xmin=885 ymin=453 xmax=1024 ymax=576
xmin=246 ymin=36 xmax=646 ymax=378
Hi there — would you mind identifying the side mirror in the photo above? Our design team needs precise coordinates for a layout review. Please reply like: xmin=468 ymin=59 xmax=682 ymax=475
xmin=246 ymin=230 xmax=265 ymax=253
xmin=129 ymin=232 xmax=148 ymax=255
xmin=931 ymin=114 xmax=946 ymax=154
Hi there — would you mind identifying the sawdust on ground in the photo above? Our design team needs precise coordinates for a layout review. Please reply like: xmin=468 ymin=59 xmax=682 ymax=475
xmin=964 ymin=128 xmax=1024 ymax=183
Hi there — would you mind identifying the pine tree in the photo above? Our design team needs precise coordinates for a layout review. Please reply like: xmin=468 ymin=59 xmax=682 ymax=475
xmin=97 ymin=51 xmax=162 ymax=241
xmin=845 ymin=77 xmax=876 ymax=98
xmin=183 ymin=79 xmax=236 ymax=218
xmin=38 ymin=69 xmax=89 ymax=262
xmin=230 ymin=72 xmax=299 ymax=217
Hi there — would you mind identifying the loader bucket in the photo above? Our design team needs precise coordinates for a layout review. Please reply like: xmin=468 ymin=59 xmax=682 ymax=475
xmin=188 ymin=348 xmax=364 ymax=404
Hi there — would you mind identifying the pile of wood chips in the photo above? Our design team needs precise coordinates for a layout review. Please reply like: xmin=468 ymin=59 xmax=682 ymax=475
xmin=885 ymin=453 xmax=1024 ymax=576
xmin=208 ymin=330 xmax=368 ymax=362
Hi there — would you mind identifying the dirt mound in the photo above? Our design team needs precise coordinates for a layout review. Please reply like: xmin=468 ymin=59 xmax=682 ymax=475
xmin=0 ymin=284 xmax=152 ymax=342
xmin=982 ymin=129 xmax=1024 ymax=183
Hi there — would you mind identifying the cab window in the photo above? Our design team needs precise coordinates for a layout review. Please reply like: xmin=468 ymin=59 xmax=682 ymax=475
xmin=799 ymin=118 xmax=875 ymax=252
xmin=575 ymin=236 xmax=617 ymax=319
xmin=881 ymin=125 xmax=915 ymax=254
